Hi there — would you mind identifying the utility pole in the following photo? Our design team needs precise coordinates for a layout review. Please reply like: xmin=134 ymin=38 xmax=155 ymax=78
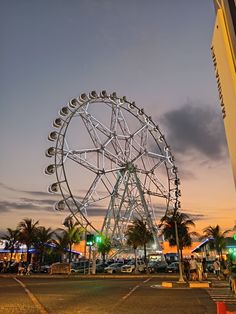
xmin=174 ymin=219 xmax=185 ymax=283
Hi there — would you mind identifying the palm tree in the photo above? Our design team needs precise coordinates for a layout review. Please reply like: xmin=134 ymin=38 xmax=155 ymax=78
xmin=159 ymin=212 xmax=198 ymax=260
xmin=202 ymin=225 xmax=230 ymax=258
xmin=126 ymin=223 xmax=141 ymax=271
xmin=34 ymin=226 xmax=54 ymax=267
xmin=126 ymin=218 xmax=153 ymax=268
xmin=18 ymin=218 xmax=39 ymax=263
xmin=134 ymin=219 xmax=153 ymax=263
xmin=97 ymin=235 xmax=112 ymax=264
xmin=2 ymin=228 xmax=20 ymax=261
xmin=58 ymin=217 xmax=81 ymax=263
xmin=53 ymin=232 xmax=69 ymax=263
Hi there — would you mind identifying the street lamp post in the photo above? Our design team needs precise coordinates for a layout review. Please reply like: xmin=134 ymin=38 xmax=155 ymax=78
xmin=174 ymin=220 xmax=185 ymax=283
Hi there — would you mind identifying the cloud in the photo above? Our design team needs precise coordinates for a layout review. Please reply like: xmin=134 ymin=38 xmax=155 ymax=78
xmin=19 ymin=197 xmax=56 ymax=206
xmin=184 ymin=213 xmax=207 ymax=221
xmin=0 ymin=200 xmax=53 ymax=213
xmin=0 ymin=182 xmax=52 ymax=197
xmin=160 ymin=103 xmax=227 ymax=160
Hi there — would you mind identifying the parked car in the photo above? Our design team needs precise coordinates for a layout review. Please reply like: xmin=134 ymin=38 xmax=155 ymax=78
xmin=50 ymin=262 xmax=71 ymax=275
xmin=96 ymin=263 xmax=108 ymax=273
xmin=71 ymin=261 xmax=91 ymax=274
xmin=166 ymin=262 xmax=179 ymax=273
xmin=40 ymin=265 xmax=51 ymax=273
xmin=229 ymin=266 xmax=236 ymax=294
xmin=147 ymin=261 xmax=168 ymax=273
xmin=104 ymin=263 xmax=123 ymax=274
xmin=121 ymin=260 xmax=146 ymax=273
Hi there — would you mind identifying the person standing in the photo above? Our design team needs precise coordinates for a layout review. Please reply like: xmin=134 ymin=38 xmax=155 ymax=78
xmin=220 ymin=258 xmax=229 ymax=280
xmin=213 ymin=258 xmax=221 ymax=280
xmin=26 ymin=263 xmax=32 ymax=275
xmin=183 ymin=259 xmax=190 ymax=281
xmin=189 ymin=255 xmax=197 ymax=281
xmin=196 ymin=258 xmax=203 ymax=281
xmin=202 ymin=258 xmax=208 ymax=280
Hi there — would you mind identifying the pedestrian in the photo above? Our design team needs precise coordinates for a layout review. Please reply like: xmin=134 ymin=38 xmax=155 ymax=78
xmin=202 ymin=258 xmax=208 ymax=280
xmin=196 ymin=258 xmax=203 ymax=281
xmin=1 ymin=261 xmax=7 ymax=273
xmin=213 ymin=258 xmax=221 ymax=280
xmin=220 ymin=258 xmax=229 ymax=280
xmin=26 ymin=263 xmax=32 ymax=275
xmin=17 ymin=261 xmax=24 ymax=275
xmin=189 ymin=255 xmax=197 ymax=281
xmin=183 ymin=259 xmax=190 ymax=281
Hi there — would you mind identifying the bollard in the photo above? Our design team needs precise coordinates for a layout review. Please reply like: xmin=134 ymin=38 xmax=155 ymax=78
xmin=217 ymin=302 xmax=226 ymax=314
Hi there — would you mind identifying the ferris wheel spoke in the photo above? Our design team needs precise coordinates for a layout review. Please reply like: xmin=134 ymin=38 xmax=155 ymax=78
xmin=79 ymin=174 xmax=104 ymax=205
xmin=62 ymin=150 xmax=100 ymax=173
xmin=103 ymin=147 xmax=125 ymax=165
xmin=145 ymin=172 xmax=169 ymax=198
xmin=135 ymin=124 xmax=149 ymax=149
xmin=147 ymin=151 xmax=167 ymax=160
xmin=110 ymin=105 xmax=119 ymax=133
xmin=80 ymin=115 xmax=103 ymax=147
xmin=116 ymin=108 xmax=131 ymax=136
xmin=82 ymin=111 xmax=112 ymax=142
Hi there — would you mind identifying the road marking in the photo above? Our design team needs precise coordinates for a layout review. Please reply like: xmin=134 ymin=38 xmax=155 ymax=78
xmin=207 ymin=285 xmax=236 ymax=306
xmin=122 ymin=285 xmax=140 ymax=300
xmin=14 ymin=278 xmax=48 ymax=314
xmin=143 ymin=278 xmax=151 ymax=283
xmin=151 ymin=284 xmax=163 ymax=288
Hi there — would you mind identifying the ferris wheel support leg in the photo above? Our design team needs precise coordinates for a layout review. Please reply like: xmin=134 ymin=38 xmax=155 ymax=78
xmin=110 ymin=171 xmax=131 ymax=240
xmin=133 ymin=170 xmax=164 ymax=258
xmin=101 ymin=174 xmax=123 ymax=236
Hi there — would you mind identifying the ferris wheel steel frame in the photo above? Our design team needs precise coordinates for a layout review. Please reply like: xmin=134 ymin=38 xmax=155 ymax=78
xmin=45 ymin=91 xmax=181 ymax=252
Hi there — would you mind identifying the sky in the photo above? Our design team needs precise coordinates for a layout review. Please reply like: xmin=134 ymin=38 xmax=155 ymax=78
xmin=0 ymin=0 xmax=235 ymax=236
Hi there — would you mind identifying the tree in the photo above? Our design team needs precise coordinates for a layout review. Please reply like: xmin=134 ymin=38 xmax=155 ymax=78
xmin=97 ymin=235 xmax=112 ymax=264
xmin=126 ymin=218 xmax=153 ymax=269
xmin=159 ymin=212 xmax=198 ymax=260
xmin=58 ymin=217 xmax=81 ymax=263
xmin=53 ymin=232 xmax=69 ymax=263
xmin=202 ymin=225 xmax=230 ymax=258
xmin=2 ymin=228 xmax=20 ymax=261
xmin=126 ymin=223 xmax=140 ymax=271
xmin=18 ymin=218 xmax=39 ymax=263
xmin=34 ymin=226 xmax=54 ymax=267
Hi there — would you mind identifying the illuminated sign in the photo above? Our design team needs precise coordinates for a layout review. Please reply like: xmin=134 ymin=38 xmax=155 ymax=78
xmin=234 ymin=233 xmax=236 ymax=241
xmin=228 ymin=247 xmax=236 ymax=255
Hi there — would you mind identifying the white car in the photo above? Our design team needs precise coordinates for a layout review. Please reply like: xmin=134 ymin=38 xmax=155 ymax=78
xmin=104 ymin=263 xmax=123 ymax=274
xmin=121 ymin=260 xmax=146 ymax=273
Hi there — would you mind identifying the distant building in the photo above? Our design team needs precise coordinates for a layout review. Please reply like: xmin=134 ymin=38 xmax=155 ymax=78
xmin=191 ymin=235 xmax=236 ymax=261
xmin=161 ymin=241 xmax=202 ymax=259
xmin=0 ymin=240 xmax=82 ymax=263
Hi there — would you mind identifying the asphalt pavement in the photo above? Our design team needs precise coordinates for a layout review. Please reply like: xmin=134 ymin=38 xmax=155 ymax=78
xmin=0 ymin=274 xmax=235 ymax=314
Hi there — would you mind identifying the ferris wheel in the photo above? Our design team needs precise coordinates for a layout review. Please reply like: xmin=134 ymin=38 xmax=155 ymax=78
xmin=45 ymin=90 xmax=180 ymax=250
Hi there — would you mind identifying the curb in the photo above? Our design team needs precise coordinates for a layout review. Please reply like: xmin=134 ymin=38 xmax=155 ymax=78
xmin=0 ymin=273 xmax=179 ymax=280
xmin=161 ymin=281 xmax=211 ymax=288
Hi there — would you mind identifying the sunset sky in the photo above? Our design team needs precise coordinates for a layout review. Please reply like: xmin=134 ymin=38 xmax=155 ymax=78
xmin=0 ymin=0 xmax=235 ymax=236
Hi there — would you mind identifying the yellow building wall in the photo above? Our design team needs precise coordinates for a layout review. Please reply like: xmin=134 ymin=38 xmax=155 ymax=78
xmin=211 ymin=9 xmax=236 ymax=187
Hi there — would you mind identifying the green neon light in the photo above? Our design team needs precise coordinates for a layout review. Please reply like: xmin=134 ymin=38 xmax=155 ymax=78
xmin=233 ymin=233 xmax=236 ymax=241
